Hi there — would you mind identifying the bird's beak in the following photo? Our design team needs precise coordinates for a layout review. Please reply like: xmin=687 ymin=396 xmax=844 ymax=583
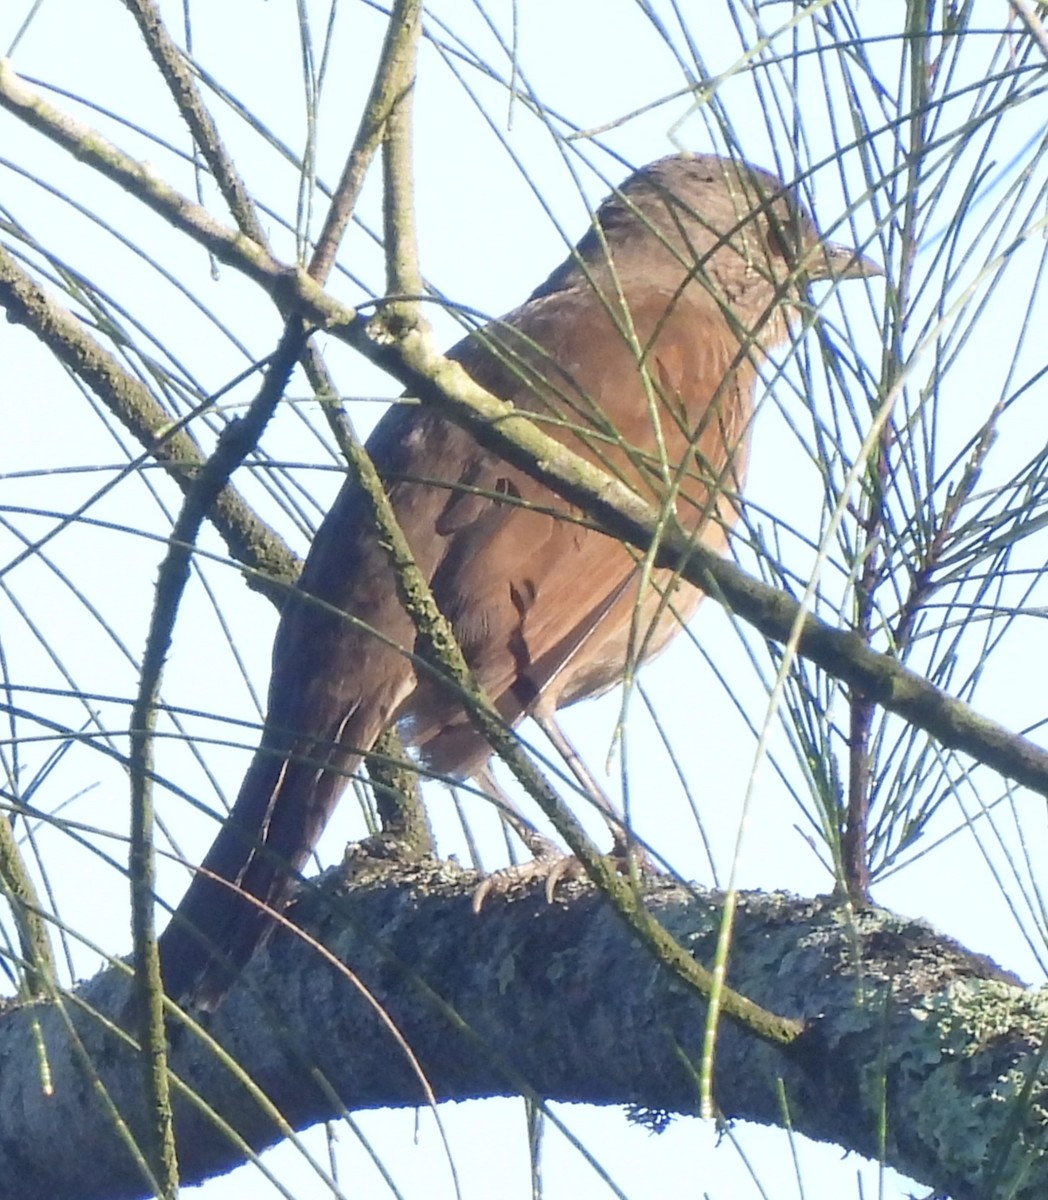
xmin=813 ymin=240 xmax=883 ymax=281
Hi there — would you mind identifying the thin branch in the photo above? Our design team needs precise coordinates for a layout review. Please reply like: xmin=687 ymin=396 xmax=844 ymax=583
xmin=0 ymin=243 xmax=299 ymax=597
xmin=310 ymin=0 xmax=425 ymax=280
xmin=380 ymin=0 xmax=424 ymax=301
xmin=0 ymin=811 xmax=56 ymax=997
xmin=114 ymin=2 xmax=435 ymax=855
xmin=127 ymin=326 xmax=307 ymax=1196
xmin=120 ymin=0 xmax=269 ymax=245
xmin=1009 ymin=0 xmax=1048 ymax=61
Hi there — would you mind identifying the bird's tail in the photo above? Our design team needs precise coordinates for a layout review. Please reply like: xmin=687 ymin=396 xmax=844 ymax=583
xmin=157 ymin=728 xmax=367 ymax=1010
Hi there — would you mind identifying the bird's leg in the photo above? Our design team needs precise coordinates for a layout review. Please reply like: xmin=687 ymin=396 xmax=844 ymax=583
xmin=532 ymin=710 xmax=654 ymax=873
xmin=531 ymin=710 xmax=621 ymax=833
xmin=473 ymin=575 xmax=662 ymax=908
xmin=472 ymin=710 xmax=657 ymax=911
xmin=471 ymin=758 xmax=596 ymax=912
xmin=471 ymin=764 xmax=562 ymax=862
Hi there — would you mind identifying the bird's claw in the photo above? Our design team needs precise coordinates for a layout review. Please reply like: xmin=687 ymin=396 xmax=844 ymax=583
xmin=471 ymin=839 xmax=655 ymax=912
xmin=471 ymin=848 xmax=585 ymax=912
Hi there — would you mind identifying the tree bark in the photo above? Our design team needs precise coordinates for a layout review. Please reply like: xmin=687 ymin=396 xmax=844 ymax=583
xmin=1 ymin=856 xmax=1040 ymax=1200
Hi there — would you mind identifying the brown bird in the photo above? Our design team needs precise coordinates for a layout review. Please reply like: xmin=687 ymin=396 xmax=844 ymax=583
xmin=158 ymin=152 xmax=878 ymax=1006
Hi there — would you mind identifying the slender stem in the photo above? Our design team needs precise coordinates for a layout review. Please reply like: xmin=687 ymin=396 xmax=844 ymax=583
xmin=0 ymin=242 xmax=299 ymax=597
xmin=128 ymin=325 xmax=306 ymax=1196
xmin=121 ymin=0 xmax=269 ymax=245
xmin=380 ymin=1 xmax=424 ymax=301
xmin=0 ymin=807 xmax=56 ymax=997
xmin=311 ymin=0 xmax=425 ymax=281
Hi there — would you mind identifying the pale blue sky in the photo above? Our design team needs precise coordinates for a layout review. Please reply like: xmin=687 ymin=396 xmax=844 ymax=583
xmin=1 ymin=2 xmax=1044 ymax=1197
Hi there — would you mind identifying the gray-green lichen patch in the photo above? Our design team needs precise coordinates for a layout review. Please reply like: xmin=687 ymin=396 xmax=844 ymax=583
xmin=880 ymin=979 xmax=1048 ymax=1193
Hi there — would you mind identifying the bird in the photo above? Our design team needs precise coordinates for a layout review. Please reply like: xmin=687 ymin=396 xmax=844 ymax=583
xmin=157 ymin=151 xmax=879 ymax=1007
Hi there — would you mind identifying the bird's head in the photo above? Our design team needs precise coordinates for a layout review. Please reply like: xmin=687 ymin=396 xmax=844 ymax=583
xmin=542 ymin=152 xmax=881 ymax=349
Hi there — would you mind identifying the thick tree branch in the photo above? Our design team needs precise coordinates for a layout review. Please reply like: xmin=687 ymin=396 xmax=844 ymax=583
xmin=358 ymin=329 xmax=1048 ymax=799
xmin=1 ymin=864 xmax=1038 ymax=1200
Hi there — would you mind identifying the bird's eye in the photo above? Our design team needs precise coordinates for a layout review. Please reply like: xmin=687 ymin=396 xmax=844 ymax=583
xmin=763 ymin=207 xmax=812 ymax=271
xmin=763 ymin=215 xmax=794 ymax=263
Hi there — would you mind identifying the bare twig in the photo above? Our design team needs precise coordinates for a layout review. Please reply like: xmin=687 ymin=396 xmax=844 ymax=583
xmin=128 ymin=327 xmax=307 ymax=1196
xmin=121 ymin=0 xmax=269 ymax=244
xmin=0 ymin=242 xmax=299 ymax=596
xmin=1009 ymin=0 xmax=1048 ymax=60
xmin=310 ymin=0 xmax=425 ymax=281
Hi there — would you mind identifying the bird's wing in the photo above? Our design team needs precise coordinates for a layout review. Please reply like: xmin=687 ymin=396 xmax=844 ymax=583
xmin=400 ymin=284 xmax=752 ymax=776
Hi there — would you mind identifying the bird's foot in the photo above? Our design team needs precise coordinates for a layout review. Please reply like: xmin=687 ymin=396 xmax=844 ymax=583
xmin=471 ymin=835 xmax=654 ymax=912
xmin=471 ymin=843 xmax=583 ymax=912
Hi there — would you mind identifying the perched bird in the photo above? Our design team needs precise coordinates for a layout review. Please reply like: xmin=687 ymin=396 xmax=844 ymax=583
xmin=158 ymin=152 xmax=878 ymax=1006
